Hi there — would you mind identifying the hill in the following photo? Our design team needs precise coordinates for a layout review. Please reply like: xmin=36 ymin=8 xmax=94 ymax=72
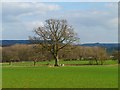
xmin=0 ymin=40 xmax=31 ymax=46
xmin=0 ymin=40 xmax=119 ymax=54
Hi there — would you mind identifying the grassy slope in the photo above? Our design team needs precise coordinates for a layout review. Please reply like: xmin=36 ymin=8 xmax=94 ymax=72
xmin=2 ymin=64 xmax=118 ymax=88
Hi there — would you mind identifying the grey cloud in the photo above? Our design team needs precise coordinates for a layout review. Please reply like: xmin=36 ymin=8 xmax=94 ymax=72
xmin=2 ymin=2 xmax=61 ymax=23
xmin=2 ymin=22 xmax=33 ymax=40
xmin=2 ymin=2 xmax=118 ymax=43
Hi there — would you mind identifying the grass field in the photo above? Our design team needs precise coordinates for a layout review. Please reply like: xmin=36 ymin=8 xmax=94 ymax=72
xmin=2 ymin=60 xmax=118 ymax=88
xmin=2 ymin=59 xmax=118 ymax=67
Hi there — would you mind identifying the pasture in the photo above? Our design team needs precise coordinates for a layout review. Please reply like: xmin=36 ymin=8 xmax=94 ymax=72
xmin=2 ymin=60 xmax=118 ymax=88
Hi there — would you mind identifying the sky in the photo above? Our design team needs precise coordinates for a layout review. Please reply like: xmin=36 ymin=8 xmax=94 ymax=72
xmin=1 ymin=1 xmax=118 ymax=44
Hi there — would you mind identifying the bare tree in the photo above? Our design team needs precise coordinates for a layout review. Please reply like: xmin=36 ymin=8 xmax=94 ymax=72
xmin=112 ymin=51 xmax=120 ymax=64
xmin=30 ymin=19 xmax=79 ymax=66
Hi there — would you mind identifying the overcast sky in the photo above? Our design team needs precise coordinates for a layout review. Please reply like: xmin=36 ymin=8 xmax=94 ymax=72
xmin=1 ymin=2 xmax=118 ymax=44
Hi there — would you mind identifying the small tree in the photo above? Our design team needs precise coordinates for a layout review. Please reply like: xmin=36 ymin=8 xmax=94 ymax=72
xmin=2 ymin=46 xmax=17 ymax=65
xmin=29 ymin=44 xmax=51 ymax=66
xmin=30 ymin=19 xmax=79 ymax=66
xmin=112 ymin=51 xmax=120 ymax=64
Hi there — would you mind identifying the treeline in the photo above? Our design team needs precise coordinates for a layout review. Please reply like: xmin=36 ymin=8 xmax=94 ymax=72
xmin=1 ymin=44 xmax=119 ymax=65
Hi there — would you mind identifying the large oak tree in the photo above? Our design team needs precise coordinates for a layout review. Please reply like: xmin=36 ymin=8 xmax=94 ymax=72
xmin=30 ymin=19 xmax=79 ymax=66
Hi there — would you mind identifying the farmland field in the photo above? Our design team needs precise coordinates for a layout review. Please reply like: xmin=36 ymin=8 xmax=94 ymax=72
xmin=2 ymin=60 xmax=118 ymax=88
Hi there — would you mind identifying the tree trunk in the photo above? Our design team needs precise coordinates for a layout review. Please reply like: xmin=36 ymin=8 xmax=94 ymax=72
xmin=54 ymin=54 xmax=59 ymax=66
xmin=9 ymin=61 xmax=11 ymax=65
xmin=34 ymin=60 xmax=36 ymax=66
xmin=95 ymin=59 xmax=98 ymax=65
xmin=100 ymin=60 xmax=103 ymax=65
xmin=118 ymin=59 xmax=120 ymax=64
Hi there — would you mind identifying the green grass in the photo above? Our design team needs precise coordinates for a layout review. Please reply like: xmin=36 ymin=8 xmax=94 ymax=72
xmin=2 ymin=60 xmax=118 ymax=67
xmin=2 ymin=60 xmax=118 ymax=88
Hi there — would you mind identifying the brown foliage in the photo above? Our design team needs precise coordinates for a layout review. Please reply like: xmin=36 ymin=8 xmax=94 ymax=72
xmin=2 ymin=44 xmax=108 ymax=65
